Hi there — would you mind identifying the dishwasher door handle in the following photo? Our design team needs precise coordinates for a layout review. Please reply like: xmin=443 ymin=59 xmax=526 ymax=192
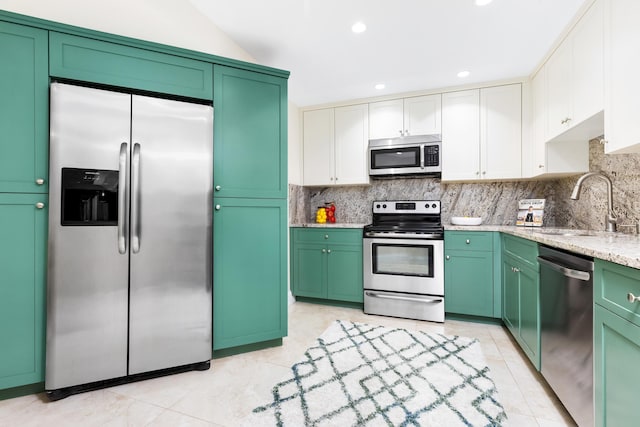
xmin=537 ymin=256 xmax=591 ymax=281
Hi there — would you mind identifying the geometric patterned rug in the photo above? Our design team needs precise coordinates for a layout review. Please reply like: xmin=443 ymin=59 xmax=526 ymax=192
xmin=244 ymin=320 xmax=507 ymax=426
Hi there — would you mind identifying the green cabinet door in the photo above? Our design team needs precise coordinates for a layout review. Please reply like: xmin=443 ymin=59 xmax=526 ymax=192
xmin=0 ymin=22 xmax=48 ymax=194
xmin=501 ymin=250 xmax=540 ymax=370
xmin=594 ymin=304 xmax=640 ymax=427
xmin=0 ymin=194 xmax=47 ymax=390
xmin=502 ymin=254 xmax=520 ymax=333
xmin=213 ymin=198 xmax=287 ymax=350
xmin=292 ymin=243 xmax=326 ymax=299
xmin=444 ymin=249 xmax=493 ymax=317
xmin=518 ymin=262 xmax=540 ymax=367
xmin=213 ymin=66 xmax=287 ymax=199
xmin=327 ymin=245 xmax=363 ymax=303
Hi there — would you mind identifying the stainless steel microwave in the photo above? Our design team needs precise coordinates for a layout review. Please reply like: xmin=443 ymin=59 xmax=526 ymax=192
xmin=368 ymin=134 xmax=442 ymax=178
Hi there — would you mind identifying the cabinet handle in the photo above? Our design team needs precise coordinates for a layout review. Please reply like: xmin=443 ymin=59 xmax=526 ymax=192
xmin=36 ymin=178 xmax=45 ymax=185
xmin=482 ymin=171 xmax=486 ymax=175
xmin=335 ymin=177 xmax=338 ymax=181
xmin=538 ymin=164 xmax=545 ymax=169
xmin=215 ymin=185 xmax=221 ymax=191
xmin=511 ymin=267 xmax=520 ymax=273
xmin=445 ymin=255 xmax=450 ymax=260
xmin=324 ymin=234 xmax=329 ymax=239
xmin=398 ymin=130 xmax=403 ymax=136
xmin=327 ymin=249 xmax=331 ymax=254
xmin=322 ymin=249 xmax=326 ymax=253
xmin=35 ymin=202 xmax=45 ymax=209
xmin=475 ymin=171 xmax=480 ymax=175
xmin=215 ymin=204 xmax=221 ymax=210
xmin=628 ymin=293 xmax=640 ymax=303
xmin=465 ymin=239 xmax=470 ymax=244
xmin=330 ymin=177 xmax=334 ymax=181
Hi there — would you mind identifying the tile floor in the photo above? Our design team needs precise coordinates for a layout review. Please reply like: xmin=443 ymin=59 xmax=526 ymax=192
xmin=0 ymin=302 xmax=576 ymax=426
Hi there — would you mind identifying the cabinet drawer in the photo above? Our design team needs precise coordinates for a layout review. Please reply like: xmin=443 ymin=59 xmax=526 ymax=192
xmin=49 ymin=32 xmax=213 ymax=100
xmin=502 ymin=234 xmax=538 ymax=266
xmin=595 ymin=259 xmax=640 ymax=327
xmin=445 ymin=231 xmax=493 ymax=251
xmin=292 ymin=227 xmax=362 ymax=245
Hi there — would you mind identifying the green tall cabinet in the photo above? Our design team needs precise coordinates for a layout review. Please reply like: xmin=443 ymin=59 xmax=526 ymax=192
xmin=0 ymin=22 xmax=48 ymax=392
xmin=212 ymin=65 xmax=288 ymax=352
xmin=0 ymin=195 xmax=47 ymax=390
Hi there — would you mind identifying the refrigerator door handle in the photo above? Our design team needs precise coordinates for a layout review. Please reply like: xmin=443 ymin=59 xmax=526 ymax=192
xmin=117 ymin=142 xmax=128 ymax=254
xmin=131 ymin=143 xmax=141 ymax=253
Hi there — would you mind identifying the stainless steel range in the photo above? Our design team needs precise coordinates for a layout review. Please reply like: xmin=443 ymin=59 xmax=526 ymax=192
xmin=363 ymin=200 xmax=445 ymax=322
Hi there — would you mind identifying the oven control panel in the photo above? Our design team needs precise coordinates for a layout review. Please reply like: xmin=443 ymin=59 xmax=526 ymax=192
xmin=372 ymin=200 xmax=440 ymax=214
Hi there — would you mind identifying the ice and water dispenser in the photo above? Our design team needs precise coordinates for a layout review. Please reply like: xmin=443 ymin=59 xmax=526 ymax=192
xmin=61 ymin=168 xmax=119 ymax=225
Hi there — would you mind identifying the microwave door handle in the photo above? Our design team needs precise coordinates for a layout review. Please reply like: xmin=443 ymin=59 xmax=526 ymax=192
xmin=420 ymin=145 xmax=424 ymax=169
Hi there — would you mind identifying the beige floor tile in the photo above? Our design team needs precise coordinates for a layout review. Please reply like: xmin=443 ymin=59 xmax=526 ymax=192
xmin=0 ymin=301 xmax=573 ymax=426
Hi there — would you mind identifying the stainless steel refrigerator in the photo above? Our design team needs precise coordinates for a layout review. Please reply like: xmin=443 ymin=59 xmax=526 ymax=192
xmin=46 ymin=83 xmax=213 ymax=399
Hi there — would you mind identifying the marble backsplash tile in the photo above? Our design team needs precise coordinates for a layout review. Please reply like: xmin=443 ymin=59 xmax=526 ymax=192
xmin=290 ymin=138 xmax=640 ymax=231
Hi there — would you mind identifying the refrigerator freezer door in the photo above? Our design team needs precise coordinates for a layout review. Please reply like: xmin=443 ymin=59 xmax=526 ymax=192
xmin=128 ymin=95 xmax=213 ymax=374
xmin=46 ymin=83 xmax=131 ymax=389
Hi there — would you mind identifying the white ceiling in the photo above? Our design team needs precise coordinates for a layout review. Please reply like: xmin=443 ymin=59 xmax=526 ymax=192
xmin=190 ymin=0 xmax=587 ymax=107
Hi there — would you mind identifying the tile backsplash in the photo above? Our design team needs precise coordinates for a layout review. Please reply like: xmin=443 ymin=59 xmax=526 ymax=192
xmin=290 ymin=139 xmax=640 ymax=232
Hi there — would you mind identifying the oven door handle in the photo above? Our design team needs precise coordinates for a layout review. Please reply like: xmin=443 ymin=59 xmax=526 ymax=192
xmin=365 ymin=291 xmax=443 ymax=304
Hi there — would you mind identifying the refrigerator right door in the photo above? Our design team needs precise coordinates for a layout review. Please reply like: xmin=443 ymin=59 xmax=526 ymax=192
xmin=128 ymin=95 xmax=213 ymax=375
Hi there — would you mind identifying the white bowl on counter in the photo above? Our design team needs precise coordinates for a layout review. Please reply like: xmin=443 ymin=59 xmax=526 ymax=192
xmin=450 ymin=216 xmax=483 ymax=226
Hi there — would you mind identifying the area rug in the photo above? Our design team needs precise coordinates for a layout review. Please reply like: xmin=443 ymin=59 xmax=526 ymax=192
xmin=245 ymin=320 xmax=506 ymax=426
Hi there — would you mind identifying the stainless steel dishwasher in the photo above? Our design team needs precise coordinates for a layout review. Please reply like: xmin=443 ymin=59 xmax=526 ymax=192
xmin=538 ymin=245 xmax=594 ymax=427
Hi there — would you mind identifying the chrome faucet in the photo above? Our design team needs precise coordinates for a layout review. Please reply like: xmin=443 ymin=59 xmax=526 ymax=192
xmin=570 ymin=171 xmax=617 ymax=232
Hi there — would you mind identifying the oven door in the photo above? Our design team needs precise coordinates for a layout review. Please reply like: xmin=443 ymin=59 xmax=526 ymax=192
xmin=363 ymin=237 xmax=444 ymax=295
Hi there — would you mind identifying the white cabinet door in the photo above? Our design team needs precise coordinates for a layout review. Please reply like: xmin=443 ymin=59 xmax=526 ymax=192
xmin=604 ymin=0 xmax=640 ymax=153
xmin=442 ymin=90 xmax=480 ymax=181
xmin=572 ymin=0 xmax=603 ymax=124
xmin=531 ymin=69 xmax=547 ymax=176
xmin=334 ymin=104 xmax=369 ymax=185
xmin=303 ymin=109 xmax=334 ymax=186
xmin=368 ymin=99 xmax=403 ymax=139
xmin=403 ymin=94 xmax=442 ymax=136
xmin=546 ymin=41 xmax=572 ymax=139
xmin=481 ymin=84 xmax=522 ymax=180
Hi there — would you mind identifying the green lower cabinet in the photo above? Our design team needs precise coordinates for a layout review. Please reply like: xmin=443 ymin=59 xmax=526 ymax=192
xmin=0 ymin=194 xmax=47 ymax=390
xmin=502 ymin=241 xmax=540 ymax=370
xmin=594 ymin=304 xmax=640 ymax=427
xmin=444 ymin=231 xmax=500 ymax=318
xmin=444 ymin=249 xmax=494 ymax=317
xmin=290 ymin=228 xmax=363 ymax=304
xmin=213 ymin=198 xmax=287 ymax=351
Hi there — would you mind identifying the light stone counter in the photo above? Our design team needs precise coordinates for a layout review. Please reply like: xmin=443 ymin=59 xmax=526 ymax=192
xmin=445 ymin=225 xmax=640 ymax=270
xmin=290 ymin=223 xmax=367 ymax=229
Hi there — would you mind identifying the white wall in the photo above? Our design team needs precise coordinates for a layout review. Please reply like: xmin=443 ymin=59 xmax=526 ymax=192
xmin=0 ymin=0 xmax=255 ymax=63
xmin=288 ymin=102 xmax=302 ymax=185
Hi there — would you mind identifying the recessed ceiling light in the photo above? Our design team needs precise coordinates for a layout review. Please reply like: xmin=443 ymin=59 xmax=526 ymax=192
xmin=457 ymin=70 xmax=471 ymax=78
xmin=475 ymin=0 xmax=493 ymax=6
xmin=352 ymin=22 xmax=367 ymax=33
xmin=375 ymin=83 xmax=386 ymax=90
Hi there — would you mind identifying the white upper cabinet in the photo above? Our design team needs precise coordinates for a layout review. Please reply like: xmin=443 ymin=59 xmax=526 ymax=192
xmin=302 ymin=104 xmax=369 ymax=186
xmin=334 ymin=104 xmax=369 ymax=185
xmin=531 ymin=69 xmax=548 ymax=175
xmin=442 ymin=90 xmax=480 ymax=181
xmin=604 ymin=0 xmax=640 ymax=153
xmin=481 ymin=85 xmax=522 ymax=180
xmin=442 ymin=84 xmax=521 ymax=182
xmin=369 ymin=94 xmax=441 ymax=139
xmin=303 ymin=108 xmax=334 ymax=186
xmin=546 ymin=0 xmax=604 ymax=141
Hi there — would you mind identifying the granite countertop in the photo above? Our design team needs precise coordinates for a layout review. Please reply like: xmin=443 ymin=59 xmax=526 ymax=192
xmin=445 ymin=224 xmax=640 ymax=269
xmin=290 ymin=223 xmax=368 ymax=229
